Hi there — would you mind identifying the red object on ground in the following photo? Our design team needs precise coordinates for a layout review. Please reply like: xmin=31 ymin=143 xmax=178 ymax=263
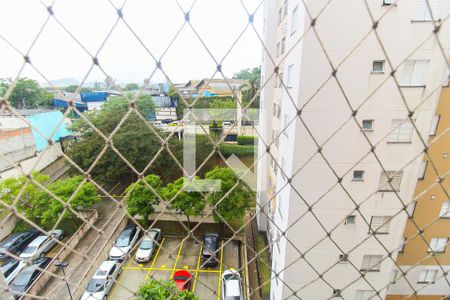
xmin=172 ymin=270 xmax=192 ymax=291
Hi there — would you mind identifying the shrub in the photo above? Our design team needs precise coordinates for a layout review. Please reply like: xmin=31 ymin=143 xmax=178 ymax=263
xmin=237 ymin=135 xmax=257 ymax=145
xmin=219 ymin=144 xmax=255 ymax=156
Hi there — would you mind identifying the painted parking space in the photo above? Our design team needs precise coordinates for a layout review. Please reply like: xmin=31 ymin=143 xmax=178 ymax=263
xmin=109 ymin=237 xmax=242 ymax=300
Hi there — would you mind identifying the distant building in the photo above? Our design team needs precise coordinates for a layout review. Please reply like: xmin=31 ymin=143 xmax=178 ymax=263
xmin=178 ymin=79 xmax=246 ymax=98
xmin=0 ymin=109 xmax=72 ymax=179
xmin=80 ymin=92 xmax=109 ymax=110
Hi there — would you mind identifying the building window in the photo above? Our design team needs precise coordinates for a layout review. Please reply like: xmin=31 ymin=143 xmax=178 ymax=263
xmin=354 ymin=290 xmax=376 ymax=300
xmin=400 ymin=60 xmax=430 ymax=86
xmin=276 ymin=42 xmax=280 ymax=57
xmin=278 ymin=73 xmax=283 ymax=88
xmin=281 ymin=37 xmax=286 ymax=55
xmin=362 ymin=120 xmax=374 ymax=131
xmin=370 ymin=216 xmax=392 ymax=234
xmin=418 ymin=269 xmax=438 ymax=283
xmin=283 ymin=114 xmax=289 ymax=137
xmin=277 ymin=104 xmax=281 ymax=118
xmin=352 ymin=170 xmax=364 ymax=181
xmin=439 ymin=202 xmax=450 ymax=218
xmin=418 ymin=161 xmax=427 ymax=180
xmin=414 ymin=0 xmax=442 ymax=21
xmin=287 ymin=64 xmax=294 ymax=88
xmin=278 ymin=7 xmax=282 ymax=24
xmin=372 ymin=60 xmax=385 ymax=73
xmin=429 ymin=114 xmax=440 ymax=135
xmin=361 ymin=255 xmax=382 ymax=272
xmin=332 ymin=289 xmax=341 ymax=297
xmin=281 ymin=157 xmax=286 ymax=180
xmin=291 ymin=5 xmax=299 ymax=34
xmin=339 ymin=254 xmax=348 ymax=263
xmin=428 ymin=237 xmax=448 ymax=253
xmin=272 ymin=103 xmax=277 ymax=116
xmin=383 ymin=0 xmax=397 ymax=5
xmin=388 ymin=119 xmax=413 ymax=143
xmin=399 ymin=237 xmax=407 ymax=253
xmin=274 ymin=130 xmax=279 ymax=147
xmin=345 ymin=215 xmax=356 ymax=225
xmin=378 ymin=170 xmax=402 ymax=192
xmin=391 ymin=269 xmax=399 ymax=283
xmin=406 ymin=201 xmax=416 ymax=218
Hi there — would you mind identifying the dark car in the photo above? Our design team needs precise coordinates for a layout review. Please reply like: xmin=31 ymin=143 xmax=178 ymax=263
xmin=161 ymin=118 xmax=174 ymax=124
xmin=201 ymin=232 xmax=220 ymax=268
xmin=10 ymin=257 xmax=51 ymax=298
xmin=0 ymin=231 xmax=40 ymax=259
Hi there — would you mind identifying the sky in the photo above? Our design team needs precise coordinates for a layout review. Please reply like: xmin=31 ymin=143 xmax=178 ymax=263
xmin=0 ymin=0 xmax=263 ymax=86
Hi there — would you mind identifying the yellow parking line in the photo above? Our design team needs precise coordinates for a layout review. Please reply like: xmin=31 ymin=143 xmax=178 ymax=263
xmin=170 ymin=239 xmax=185 ymax=279
xmin=192 ymin=242 xmax=203 ymax=292
xmin=108 ymin=267 xmax=125 ymax=300
xmin=217 ymin=241 xmax=224 ymax=300
xmin=144 ymin=238 xmax=165 ymax=281
xmin=108 ymin=182 xmax=120 ymax=194
xmin=123 ymin=266 xmax=220 ymax=273
xmin=47 ymin=237 xmax=66 ymax=257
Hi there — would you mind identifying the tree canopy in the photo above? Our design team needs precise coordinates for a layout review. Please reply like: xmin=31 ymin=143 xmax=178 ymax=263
xmin=2 ymin=78 xmax=53 ymax=108
xmin=205 ymin=167 xmax=254 ymax=224
xmin=124 ymin=83 xmax=139 ymax=91
xmin=63 ymin=85 xmax=92 ymax=93
xmin=232 ymin=67 xmax=261 ymax=108
xmin=125 ymin=174 xmax=162 ymax=226
xmin=67 ymin=94 xmax=184 ymax=183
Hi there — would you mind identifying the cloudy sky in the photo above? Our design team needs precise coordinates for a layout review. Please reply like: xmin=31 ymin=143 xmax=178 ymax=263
xmin=0 ymin=0 xmax=263 ymax=86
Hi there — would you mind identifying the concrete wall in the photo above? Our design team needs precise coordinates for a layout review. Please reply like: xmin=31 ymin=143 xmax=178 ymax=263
xmin=0 ymin=128 xmax=36 ymax=172
xmin=0 ymin=215 xmax=16 ymax=242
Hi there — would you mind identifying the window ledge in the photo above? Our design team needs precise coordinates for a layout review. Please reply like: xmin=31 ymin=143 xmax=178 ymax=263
xmin=352 ymin=179 xmax=364 ymax=182
xmin=417 ymin=281 xmax=435 ymax=284
xmin=371 ymin=71 xmax=385 ymax=74
xmin=398 ymin=85 xmax=426 ymax=88
xmin=412 ymin=19 xmax=441 ymax=23
xmin=386 ymin=141 xmax=412 ymax=144
xmin=360 ymin=270 xmax=380 ymax=272
xmin=439 ymin=216 xmax=450 ymax=219
xmin=362 ymin=129 xmax=374 ymax=132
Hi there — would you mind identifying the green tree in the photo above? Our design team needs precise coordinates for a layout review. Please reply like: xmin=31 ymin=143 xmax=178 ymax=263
xmin=125 ymin=174 xmax=162 ymax=227
xmin=124 ymin=83 xmax=139 ymax=91
xmin=135 ymin=278 xmax=198 ymax=300
xmin=233 ymin=66 xmax=261 ymax=108
xmin=205 ymin=167 xmax=254 ymax=224
xmin=32 ymin=176 xmax=100 ymax=227
xmin=6 ymin=78 xmax=53 ymax=108
xmin=161 ymin=177 xmax=205 ymax=228
xmin=66 ymin=94 xmax=183 ymax=183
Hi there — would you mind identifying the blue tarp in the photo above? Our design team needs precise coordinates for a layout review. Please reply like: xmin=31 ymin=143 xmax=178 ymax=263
xmin=80 ymin=92 xmax=109 ymax=102
xmin=52 ymin=99 xmax=88 ymax=112
xmin=26 ymin=111 xmax=73 ymax=151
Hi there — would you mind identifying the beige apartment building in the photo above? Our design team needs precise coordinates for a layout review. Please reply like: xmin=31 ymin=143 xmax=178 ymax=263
xmin=256 ymin=0 xmax=450 ymax=299
xmin=387 ymin=79 xmax=450 ymax=299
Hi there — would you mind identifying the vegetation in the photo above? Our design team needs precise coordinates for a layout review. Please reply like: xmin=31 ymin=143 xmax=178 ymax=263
xmin=233 ymin=66 xmax=261 ymax=108
xmin=0 ymin=173 xmax=100 ymax=229
xmin=67 ymin=94 xmax=184 ymax=183
xmin=237 ymin=135 xmax=257 ymax=145
xmin=219 ymin=144 xmax=255 ymax=157
xmin=205 ymin=167 xmax=254 ymax=224
xmin=135 ymin=278 xmax=198 ymax=300
xmin=256 ymin=232 xmax=271 ymax=298
xmin=0 ymin=78 xmax=53 ymax=108
xmin=124 ymin=83 xmax=139 ymax=91
xmin=125 ymin=174 xmax=162 ymax=227
xmin=161 ymin=177 xmax=205 ymax=228
xmin=63 ymin=85 xmax=92 ymax=93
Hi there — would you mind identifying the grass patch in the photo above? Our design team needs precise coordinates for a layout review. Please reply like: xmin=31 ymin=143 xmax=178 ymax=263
xmin=219 ymin=144 xmax=255 ymax=156
xmin=256 ymin=232 xmax=271 ymax=298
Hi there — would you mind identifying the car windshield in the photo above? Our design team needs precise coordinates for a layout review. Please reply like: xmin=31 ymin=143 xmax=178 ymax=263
xmin=86 ymin=278 xmax=105 ymax=293
xmin=0 ymin=234 xmax=20 ymax=247
xmin=140 ymin=240 xmax=153 ymax=250
xmin=204 ymin=236 xmax=217 ymax=248
xmin=115 ymin=231 xmax=131 ymax=247
xmin=12 ymin=269 xmax=33 ymax=286
xmin=22 ymin=246 xmax=37 ymax=254
xmin=224 ymin=273 xmax=240 ymax=281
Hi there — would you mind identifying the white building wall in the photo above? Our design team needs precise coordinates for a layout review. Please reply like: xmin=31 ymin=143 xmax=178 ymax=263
xmin=258 ymin=0 xmax=450 ymax=299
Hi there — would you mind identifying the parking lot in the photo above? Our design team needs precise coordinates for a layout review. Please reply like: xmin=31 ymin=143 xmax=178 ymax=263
xmin=108 ymin=237 xmax=245 ymax=300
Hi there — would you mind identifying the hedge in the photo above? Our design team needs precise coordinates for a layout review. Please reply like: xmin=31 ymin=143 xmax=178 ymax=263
xmin=219 ymin=144 xmax=255 ymax=156
xmin=237 ymin=135 xmax=257 ymax=145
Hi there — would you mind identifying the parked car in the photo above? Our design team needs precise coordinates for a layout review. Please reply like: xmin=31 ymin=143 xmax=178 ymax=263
xmin=19 ymin=230 xmax=64 ymax=259
xmin=221 ymin=269 xmax=244 ymax=300
xmin=172 ymin=270 xmax=192 ymax=292
xmin=109 ymin=224 xmax=141 ymax=261
xmin=222 ymin=121 xmax=232 ymax=126
xmin=0 ymin=258 xmax=25 ymax=284
xmin=9 ymin=257 xmax=51 ymax=298
xmin=161 ymin=118 xmax=173 ymax=124
xmin=81 ymin=260 xmax=121 ymax=300
xmin=135 ymin=229 xmax=162 ymax=263
xmin=201 ymin=232 xmax=220 ymax=268
xmin=0 ymin=231 xmax=40 ymax=259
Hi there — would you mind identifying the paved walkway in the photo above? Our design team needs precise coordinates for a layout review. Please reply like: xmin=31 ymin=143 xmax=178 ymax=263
xmin=244 ymin=213 xmax=264 ymax=300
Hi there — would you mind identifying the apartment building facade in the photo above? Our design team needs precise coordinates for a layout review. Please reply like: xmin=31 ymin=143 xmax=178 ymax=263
xmin=256 ymin=0 xmax=450 ymax=299
xmin=387 ymin=80 xmax=450 ymax=299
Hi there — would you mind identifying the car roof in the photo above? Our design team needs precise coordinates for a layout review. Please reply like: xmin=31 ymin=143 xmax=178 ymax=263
xmin=28 ymin=236 xmax=48 ymax=247
xmin=225 ymin=279 xmax=241 ymax=297
xmin=95 ymin=260 xmax=116 ymax=276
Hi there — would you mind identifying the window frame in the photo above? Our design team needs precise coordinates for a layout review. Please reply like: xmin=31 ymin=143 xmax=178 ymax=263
xmin=417 ymin=269 xmax=438 ymax=284
xmin=399 ymin=60 xmax=430 ymax=87
xmin=418 ymin=161 xmax=428 ymax=180
xmin=291 ymin=5 xmax=299 ymax=35
xmin=352 ymin=170 xmax=365 ymax=181
xmin=369 ymin=216 xmax=392 ymax=234
xmin=378 ymin=170 xmax=403 ymax=192
xmin=439 ymin=201 xmax=450 ymax=218
xmin=345 ymin=215 xmax=356 ymax=225
xmin=362 ymin=119 xmax=374 ymax=131
xmin=387 ymin=119 xmax=413 ymax=143
xmin=428 ymin=237 xmax=448 ymax=253
xmin=371 ymin=60 xmax=385 ymax=73
xmin=429 ymin=114 xmax=440 ymax=136
xmin=287 ymin=64 xmax=294 ymax=88
xmin=361 ymin=255 xmax=383 ymax=272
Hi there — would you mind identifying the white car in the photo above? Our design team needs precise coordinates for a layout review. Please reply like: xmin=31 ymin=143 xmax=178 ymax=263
xmin=109 ymin=224 xmax=141 ymax=261
xmin=222 ymin=121 xmax=232 ymax=126
xmin=81 ymin=260 xmax=121 ymax=300
xmin=135 ymin=229 xmax=162 ymax=263
xmin=221 ymin=269 xmax=244 ymax=300
xmin=19 ymin=230 xmax=63 ymax=259
xmin=0 ymin=258 xmax=25 ymax=284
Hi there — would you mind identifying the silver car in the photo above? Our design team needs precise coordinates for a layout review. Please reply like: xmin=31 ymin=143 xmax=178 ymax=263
xmin=19 ymin=230 xmax=64 ymax=259
xmin=134 ymin=229 xmax=162 ymax=263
